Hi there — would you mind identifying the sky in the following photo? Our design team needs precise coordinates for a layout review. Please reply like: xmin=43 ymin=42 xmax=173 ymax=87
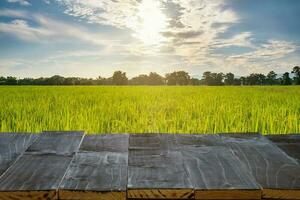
xmin=0 ymin=0 xmax=300 ymax=78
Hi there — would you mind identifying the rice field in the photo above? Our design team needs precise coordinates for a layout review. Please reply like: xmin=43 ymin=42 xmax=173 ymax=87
xmin=0 ymin=86 xmax=299 ymax=134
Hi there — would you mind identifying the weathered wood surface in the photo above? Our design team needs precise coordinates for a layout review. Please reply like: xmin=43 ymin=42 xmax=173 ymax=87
xmin=182 ymin=147 xmax=261 ymax=199
xmin=0 ymin=133 xmax=37 ymax=176
xmin=1 ymin=132 xmax=300 ymax=200
xmin=27 ymin=131 xmax=84 ymax=156
xmin=59 ymin=152 xmax=127 ymax=200
xmin=0 ymin=154 xmax=72 ymax=200
xmin=128 ymin=134 xmax=194 ymax=199
xmin=220 ymin=134 xmax=300 ymax=199
xmin=267 ymin=134 xmax=300 ymax=162
xmin=175 ymin=134 xmax=261 ymax=200
xmin=80 ymin=134 xmax=128 ymax=152
xmin=59 ymin=134 xmax=128 ymax=200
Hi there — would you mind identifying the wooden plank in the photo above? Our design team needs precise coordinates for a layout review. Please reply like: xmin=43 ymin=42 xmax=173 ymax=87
xmin=128 ymin=189 xmax=194 ymax=199
xmin=129 ymin=149 xmax=183 ymax=167
xmin=266 ymin=134 xmax=300 ymax=144
xmin=59 ymin=152 xmax=127 ymax=200
xmin=128 ymin=165 xmax=194 ymax=199
xmin=128 ymin=134 xmax=193 ymax=199
xmin=79 ymin=134 xmax=128 ymax=152
xmin=220 ymin=134 xmax=300 ymax=199
xmin=26 ymin=131 xmax=84 ymax=156
xmin=266 ymin=135 xmax=300 ymax=162
xmin=0 ymin=154 xmax=72 ymax=200
xmin=0 ymin=133 xmax=37 ymax=175
xmin=274 ymin=143 xmax=300 ymax=161
xmin=129 ymin=133 xmax=177 ymax=150
xmin=175 ymin=134 xmax=222 ymax=148
xmin=181 ymin=146 xmax=261 ymax=200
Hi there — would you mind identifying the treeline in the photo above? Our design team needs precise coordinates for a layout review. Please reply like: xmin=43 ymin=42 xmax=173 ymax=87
xmin=1 ymin=66 xmax=300 ymax=86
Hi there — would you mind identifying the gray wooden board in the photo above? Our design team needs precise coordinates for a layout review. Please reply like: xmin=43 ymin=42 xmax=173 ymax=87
xmin=0 ymin=133 xmax=37 ymax=175
xmin=266 ymin=134 xmax=300 ymax=143
xmin=182 ymin=146 xmax=260 ymax=190
xmin=266 ymin=135 xmax=300 ymax=162
xmin=79 ymin=134 xmax=128 ymax=152
xmin=181 ymin=146 xmax=261 ymax=199
xmin=129 ymin=149 xmax=184 ymax=167
xmin=0 ymin=154 xmax=71 ymax=191
xmin=175 ymin=134 xmax=222 ymax=147
xmin=128 ymin=134 xmax=193 ymax=199
xmin=128 ymin=164 xmax=193 ymax=189
xmin=219 ymin=134 xmax=300 ymax=199
xmin=274 ymin=143 xmax=300 ymax=161
xmin=59 ymin=151 xmax=128 ymax=192
xmin=26 ymin=131 xmax=84 ymax=156
xmin=129 ymin=134 xmax=177 ymax=150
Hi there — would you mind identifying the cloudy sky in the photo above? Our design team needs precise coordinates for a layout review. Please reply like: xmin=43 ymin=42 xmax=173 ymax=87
xmin=0 ymin=0 xmax=300 ymax=78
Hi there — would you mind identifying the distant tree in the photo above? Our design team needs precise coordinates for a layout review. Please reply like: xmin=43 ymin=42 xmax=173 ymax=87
xmin=224 ymin=73 xmax=235 ymax=85
xmin=266 ymin=71 xmax=277 ymax=85
xmin=112 ymin=71 xmax=128 ymax=85
xmin=130 ymin=74 xmax=149 ymax=85
xmin=0 ymin=76 xmax=7 ymax=85
xmin=292 ymin=66 xmax=300 ymax=85
xmin=46 ymin=75 xmax=65 ymax=85
xmin=189 ymin=78 xmax=201 ymax=85
xmin=18 ymin=78 xmax=35 ymax=85
xmin=248 ymin=73 xmax=266 ymax=85
xmin=5 ymin=76 xmax=18 ymax=85
xmin=281 ymin=72 xmax=292 ymax=85
xmin=233 ymin=78 xmax=241 ymax=85
xmin=148 ymin=72 xmax=164 ymax=85
xmin=165 ymin=71 xmax=190 ymax=85
xmin=202 ymin=71 xmax=213 ymax=85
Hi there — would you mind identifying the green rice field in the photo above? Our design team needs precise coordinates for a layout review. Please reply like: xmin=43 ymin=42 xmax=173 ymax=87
xmin=0 ymin=86 xmax=299 ymax=134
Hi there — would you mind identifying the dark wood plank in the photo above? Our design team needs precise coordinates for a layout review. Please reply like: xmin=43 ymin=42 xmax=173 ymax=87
xmin=220 ymin=134 xmax=300 ymax=199
xmin=59 ymin=152 xmax=127 ymax=200
xmin=128 ymin=134 xmax=193 ymax=199
xmin=266 ymin=134 xmax=300 ymax=144
xmin=27 ymin=131 xmax=84 ymax=156
xmin=0 ymin=133 xmax=37 ymax=175
xmin=0 ymin=154 xmax=72 ymax=200
xmin=175 ymin=134 xmax=222 ymax=148
xmin=274 ymin=143 xmax=300 ymax=161
xmin=79 ymin=134 xmax=128 ymax=152
xmin=129 ymin=134 xmax=177 ymax=150
xmin=266 ymin=135 xmax=300 ymax=163
xmin=128 ymin=165 xmax=194 ymax=199
xmin=181 ymin=146 xmax=261 ymax=200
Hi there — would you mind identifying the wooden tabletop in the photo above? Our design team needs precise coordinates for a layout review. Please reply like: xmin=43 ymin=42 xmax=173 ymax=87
xmin=0 ymin=132 xmax=299 ymax=200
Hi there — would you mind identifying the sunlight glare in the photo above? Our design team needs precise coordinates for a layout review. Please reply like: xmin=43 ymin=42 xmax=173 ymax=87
xmin=133 ymin=0 xmax=168 ymax=45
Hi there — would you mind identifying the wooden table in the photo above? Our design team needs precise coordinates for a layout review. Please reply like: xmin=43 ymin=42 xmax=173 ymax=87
xmin=0 ymin=132 xmax=299 ymax=200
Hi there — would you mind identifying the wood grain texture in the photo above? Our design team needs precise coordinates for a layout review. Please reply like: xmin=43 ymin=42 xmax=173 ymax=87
xmin=0 ymin=154 xmax=71 ymax=198
xmin=195 ymin=190 xmax=262 ymax=200
xmin=0 ymin=191 xmax=57 ymax=200
xmin=59 ymin=190 xmax=126 ymax=200
xmin=266 ymin=134 xmax=300 ymax=144
xmin=182 ymin=147 xmax=260 ymax=199
xmin=59 ymin=152 xmax=127 ymax=192
xmin=0 ymin=133 xmax=37 ymax=175
xmin=26 ymin=131 xmax=84 ymax=156
xmin=267 ymin=135 xmax=300 ymax=162
xmin=79 ymin=134 xmax=129 ymax=152
xmin=127 ymin=189 xmax=194 ymax=199
xmin=128 ymin=134 xmax=193 ymax=199
xmin=129 ymin=134 xmax=177 ymax=150
xmin=220 ymin=134 xmax=300 ymax=199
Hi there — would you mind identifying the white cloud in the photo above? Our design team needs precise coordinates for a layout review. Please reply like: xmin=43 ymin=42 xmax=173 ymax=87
xmin=0 ymin=12 xmax=112 ymax=47
xmin=6 ymin=0 xmax=31 ymax=6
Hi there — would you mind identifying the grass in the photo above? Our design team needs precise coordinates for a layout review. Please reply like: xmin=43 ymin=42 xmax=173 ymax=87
xmin=0 ymin=86 xmax=299 ymax=134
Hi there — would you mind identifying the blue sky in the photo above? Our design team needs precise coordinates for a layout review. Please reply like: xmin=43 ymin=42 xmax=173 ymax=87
xmin=0 ymin=0 xmax=299 ymax=78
